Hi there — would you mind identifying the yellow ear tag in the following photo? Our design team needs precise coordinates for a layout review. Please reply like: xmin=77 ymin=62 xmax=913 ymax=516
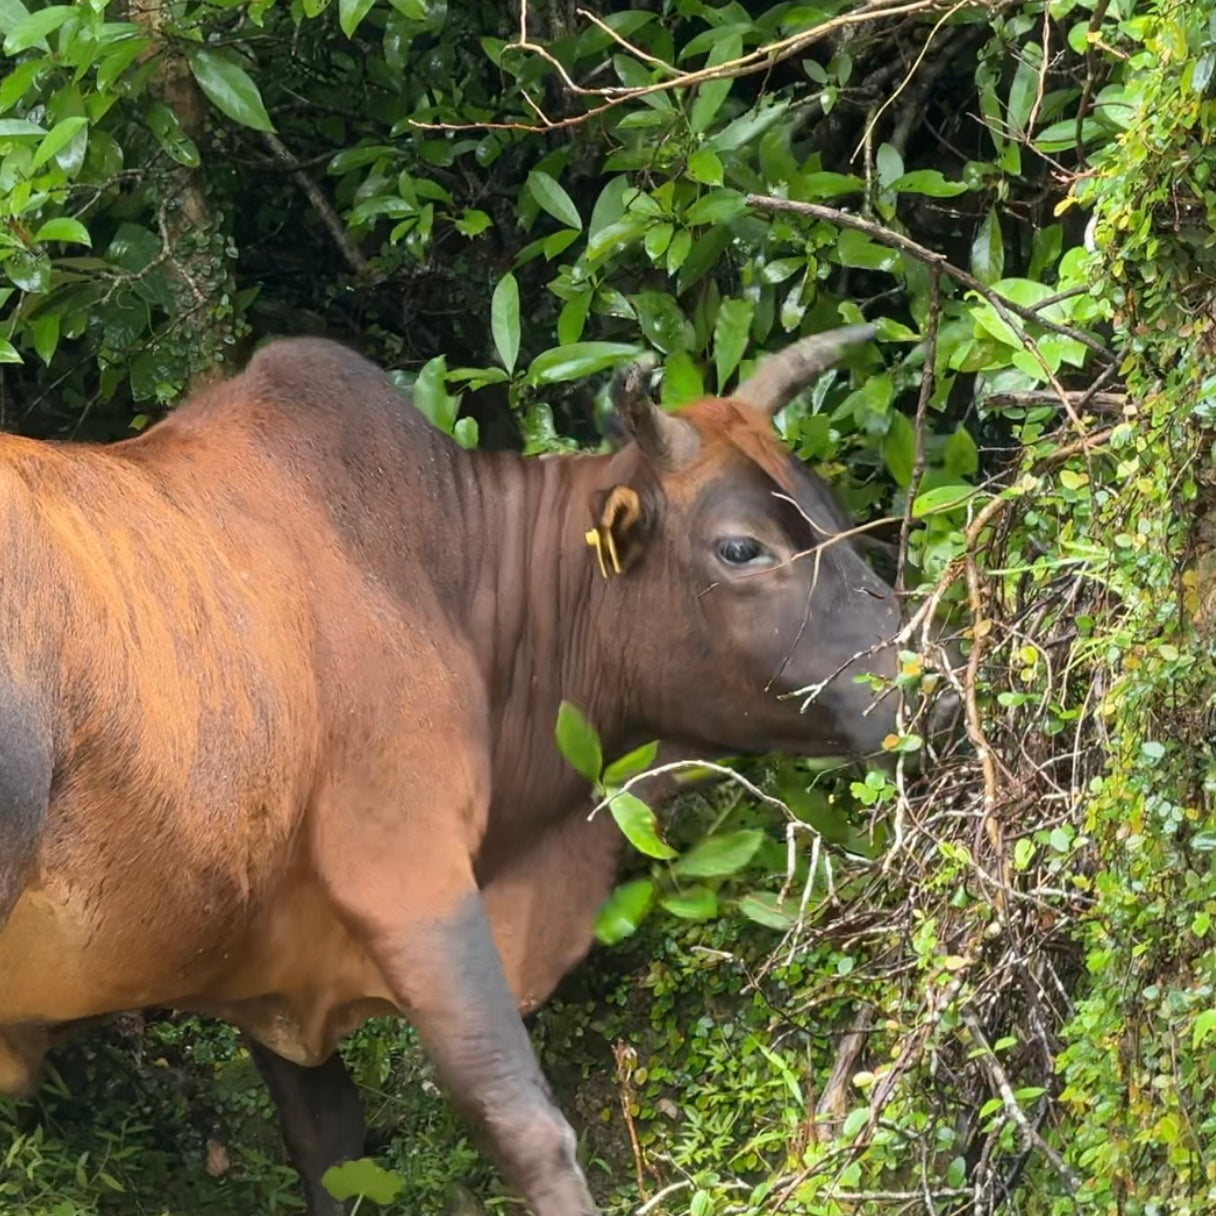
xmin=584 ymin=527 xmax=622 ymax=579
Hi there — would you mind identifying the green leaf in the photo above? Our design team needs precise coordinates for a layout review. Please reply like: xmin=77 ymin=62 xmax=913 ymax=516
xmin=146 ymin=101 xmax=201 ymax=168
xmin=738 ymin=891 xmax=798 ymax=929
xmin=970 ymin=207 xmax=1004 ymax=286
xmin=188 ymin=48 xmax=275 ymax=132
xmin=3 ymin=3 xmax=70 ymax=55
xmin=0 ymin=59 xmax=42 ymax=113
xmin=526 ymin=342 xmax=641 ymax=386
xmin=31 ymin=116 xmax=87 ymax=172
xmin=835 ymin=228 xmax=897 ymax=271
xmin=876 ymin=142 xmax=903 ymax=188
xmin=602 ymin=741 xmax=660 ymax=786
xmin=912 ymin=484 xmax=978 ymax=518
xmin=661 ymin=887 xmax=718 ymax=920
xmin=686 ymin=148 xmax=723 ymax=186
xmin=1006 ymin=49 xmax=1039 ymax=137
xmin=455 ymin=208 xmax=491 ymax=237
xmin=34 ymin=217 xmax=91 ymax=246
xmin=555 ymin=700 xmax=602 ymax=783
xmin=881 ymin=410 xmax=916 ymax=488
xmin=527 ymin=170 xmax=582 ymax=231
xmin=684 ymin=188 xmax=745 ymax=226
xmin=595 ymin=879 xmax=653 ymax=945
xmin=5 ymin=248 xmax=50 ymax=293
xmin=609 ymin=792 xmax=677 ymax=860
xmin=631 ymin=290 xmax=694 ymax=354
xmin=322 ymin=1158 xmax=404 ymax=1205
xmin=338 ymin=0 xmax=376 ymax=37
xmin=713 ymin=297 xmax=754 ymax=392
xmin=661 ymin=349 xmax=703 ymax=408
xmin=0 ymin=0 xmax=31 ymax=37
xmin=0 ymin=337 xmax=21 ymax=364
xmin=706 ymin=99 xmax=791 ymax=153
xmin=943 ymin=426 xmax=978 ymax=478
xmin=799 ymin=171 xmax=864 ymax=199
xmin=676 ymin=829 xmax=764 ymax=879
xmin=1193 ymin=1009 xmax=1216 ymax=1050
xmin=490 ymin=272 xmax=520 ymax=374
xmin=0 ymin=117 xmax=45 ymax=138
xmin=30 ymin=310 xmax=58 ymax=365
xmin=690 ymin=33 xmax=741 ymax=133
xmin=887 ymin=170 xmax=968 ymax=198
xmin=452 ymin=417 xmax=479 ymax=450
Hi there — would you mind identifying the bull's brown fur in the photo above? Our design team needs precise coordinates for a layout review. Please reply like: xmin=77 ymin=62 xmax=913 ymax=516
xmin=0 ymin=331 xmax=910 ymax=1214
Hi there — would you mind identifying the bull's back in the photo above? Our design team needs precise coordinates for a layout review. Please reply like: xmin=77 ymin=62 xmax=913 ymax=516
xmin=0 ymin=434 xmax=328 ymax=1024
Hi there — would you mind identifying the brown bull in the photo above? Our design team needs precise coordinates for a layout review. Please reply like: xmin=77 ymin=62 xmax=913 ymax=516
xmin=0 ymin=325 xmax=936 ymax=1215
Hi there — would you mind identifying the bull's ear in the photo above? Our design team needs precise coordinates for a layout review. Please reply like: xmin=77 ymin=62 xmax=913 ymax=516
xmin=585 ymin=485 xmax=651 ymax=578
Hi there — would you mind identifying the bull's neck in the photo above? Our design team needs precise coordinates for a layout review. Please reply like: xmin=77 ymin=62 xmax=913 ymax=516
xmin=449 ymin=448 xmax=636 ymax=804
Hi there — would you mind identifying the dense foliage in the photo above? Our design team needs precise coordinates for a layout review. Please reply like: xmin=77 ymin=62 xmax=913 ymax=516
xmin=2 ymin=0 xmax=1215 ymax=1213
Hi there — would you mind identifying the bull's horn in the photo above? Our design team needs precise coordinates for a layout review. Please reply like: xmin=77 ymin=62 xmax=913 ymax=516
xmin=734 ymin=323 xmax=877 ymax=419
xmin=613 ymin=355 xmax=700 ymax=470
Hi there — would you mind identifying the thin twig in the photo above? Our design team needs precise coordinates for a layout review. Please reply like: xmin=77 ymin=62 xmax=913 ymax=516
xmin=261 ymin=131 xmax=371 ymax=279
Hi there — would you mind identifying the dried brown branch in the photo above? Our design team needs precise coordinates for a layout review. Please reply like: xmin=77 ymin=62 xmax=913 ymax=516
xmin=260 ymin=132 xmax=372 ymax=281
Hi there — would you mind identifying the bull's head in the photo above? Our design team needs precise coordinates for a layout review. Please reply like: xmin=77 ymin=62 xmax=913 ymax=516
xmin=590 ymin=325 xmax=951 ymax=762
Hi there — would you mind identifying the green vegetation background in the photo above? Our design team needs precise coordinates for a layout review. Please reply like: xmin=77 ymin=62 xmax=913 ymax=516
xmin=2 ymin=0 xmax=1215 ymax=1213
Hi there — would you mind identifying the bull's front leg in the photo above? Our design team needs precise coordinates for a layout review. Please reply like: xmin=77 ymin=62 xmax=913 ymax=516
xmin=315 ymin=796 xmax=596 ymax=1216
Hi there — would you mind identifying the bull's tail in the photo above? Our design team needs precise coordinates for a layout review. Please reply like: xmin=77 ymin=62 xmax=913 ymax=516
xmin=0 ymin=676 xmax=51 ymax=930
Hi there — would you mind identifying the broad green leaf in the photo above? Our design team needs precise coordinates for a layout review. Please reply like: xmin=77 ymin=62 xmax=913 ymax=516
xmin=455 ymin=209 xmax=492 ymax=237
xmin=876 ymin=142 xmax=903 ymax=189
xmin=188 ymin=48 xmax=275 ymax=132
xmin=452 ymin=417 xmax=479 ymax=450
xmin=526 ymin=342 xmax=641 ymax=386
xmin=0 ymin=117 xmax=44 ymax=138
xmin=595 ymin=879 xmax=653 ymax=945
xmin=970 ymin=207 xmax=1004 ymax=286
xmin=557 ymin=290 xmax=591 ymax=346
xmin=666 ymin=228 xmax=692 ymax=275
xmin=490 ymin=271 xmax=520 ymax=374
xmin=322 ymin=1158 xmax=404 ymax=1205
xmin=0 ymin=58 xmax=42 ymax=113
xmin=527 ymin=170 xmax=582 ymax=230
xmin=799 ymin=171 xmax=864 ymax=199
xmin=602 ymin=741 xmax=660 ymax=786
xmin=31 ymin=116 xmax=86 ymax=171
xmin=661 ymin=349 xmax=703 ymax=408
xmin=34 ymin=217 xmax=91 ymax=246
xmin=661 ymin=887 xmax=718 ymax=920
xmin=943 ymin=426 xmax=979 ymax=477
xmin=1193 ymin=1009 xmax=1216 ymax=1050
xmin=407 ymin=355 xmax=458 ymax=433
xmin=30 ymin=311 xmax=58 ymax=365
xmin=146 ymin=102 xmax=200 ymax=169
xmin=706 ymin=99 xmax=791 ymax=153
xmin=738 ymin=891 xmax=798 ymax=929
xmin=1006 ymin=48 xmax=1040 ymax=136
xmin=686 ymin=148 xmax=723 ymax=186
xmin=0 ymin=0 xmax=31 ymax=37
xmin=3 ymin=3 xmax=70 ymax=54
xmin=555 ymin=699 xmax=601 ymax=783
xmin=327 ymin=145 xmax=397 ymax=175
xmin=0 ymin=337 xmax=20 ymax=364
xmin=881 ymin=410 xmax=916 ymax=488
xmin=4 ymin=248 xmax=50 ymax=293
xmin=338 ymin=0 xmax=376 ymax=37
xmin=676 ymin=225 xmax=729 ymax=293
xmin=609 ymin=792 xmax=677 ymax=860
xmin=684 ymin=188 xmax=745 ymax=226
xmin=675 ymin=829 xmax=764 ymax=878
xmin=887 ymin=170 xmax=968 ymax=198
xmin=690 ymin=33 xmax=741 ymax=133
xmin=631 ymin=290 xmax=694 ymax=354
xmin=912 ymin=484 xmax=978 ymax=518
xmin=713 ymin=297 xmax=754 ymax=392
xmin=835 ymin=228 xmax=897 ymax=272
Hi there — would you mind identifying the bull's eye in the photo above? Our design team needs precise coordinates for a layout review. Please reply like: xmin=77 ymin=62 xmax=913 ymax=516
xmin=716 ymin=536 xmax=771 ymax=567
